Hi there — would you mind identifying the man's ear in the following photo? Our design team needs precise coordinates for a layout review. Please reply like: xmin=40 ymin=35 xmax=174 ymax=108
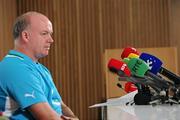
xmin=21 ymin=31 xmax=29 ymax=42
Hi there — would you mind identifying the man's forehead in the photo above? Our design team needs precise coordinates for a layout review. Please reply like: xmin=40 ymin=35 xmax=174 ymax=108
xmin=30 ymin=15 xmax=52 ymax=27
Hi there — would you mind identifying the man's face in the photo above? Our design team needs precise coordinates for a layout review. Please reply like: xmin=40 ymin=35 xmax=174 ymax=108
xmin=27 ymin=15 xmax=54 ymax=60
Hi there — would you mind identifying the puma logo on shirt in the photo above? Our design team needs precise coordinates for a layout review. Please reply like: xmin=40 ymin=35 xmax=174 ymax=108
xmin=24 ymin=91 xmax=35 ymax=99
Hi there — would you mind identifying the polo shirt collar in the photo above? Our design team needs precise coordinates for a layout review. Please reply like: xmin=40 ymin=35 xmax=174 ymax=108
xmin=7 ymin=50 xmax=38 ymax=64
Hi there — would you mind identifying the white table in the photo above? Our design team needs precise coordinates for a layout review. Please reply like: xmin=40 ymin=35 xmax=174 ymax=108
xmin=90 ymin=91 xmax=180 ymax=120
xmin=107 ymin=105 xmax=180 ymax=120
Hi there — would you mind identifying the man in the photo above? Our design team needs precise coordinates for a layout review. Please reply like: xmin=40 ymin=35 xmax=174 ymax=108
xmin=0 ymin=11 xmax=78 ymax=120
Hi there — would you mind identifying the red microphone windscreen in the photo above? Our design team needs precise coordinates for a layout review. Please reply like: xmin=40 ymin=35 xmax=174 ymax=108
xmin=121 ymin=47 xmax=139 ymax=59
xmin=108 ymin=58 xmax=131 ymax=76
xmin=125 ymin=82 xmax=137 ymax=93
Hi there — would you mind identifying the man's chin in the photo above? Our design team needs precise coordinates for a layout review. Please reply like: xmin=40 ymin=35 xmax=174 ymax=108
xmin=37 ymin=53 xmax=49 ymax=59
xmin=43 ymin=51 xmax=50 ymax=56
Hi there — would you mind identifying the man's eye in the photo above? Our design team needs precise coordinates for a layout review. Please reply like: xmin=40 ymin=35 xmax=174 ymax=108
xmin=41 ymin=32 xmax=48 ymax=35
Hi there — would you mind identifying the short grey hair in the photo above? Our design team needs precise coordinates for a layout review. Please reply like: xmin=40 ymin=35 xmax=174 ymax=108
xmin=12 ymin=14 xmax=29 ymax=40
xmin=12 ymin=11 xmax=49 ymax=40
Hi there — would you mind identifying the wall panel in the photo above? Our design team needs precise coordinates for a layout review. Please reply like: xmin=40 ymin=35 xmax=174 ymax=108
xmin=171 ymin=0 xmax=180 ymax=74
xmin=0 ymin=0 xmax=16 ymax=59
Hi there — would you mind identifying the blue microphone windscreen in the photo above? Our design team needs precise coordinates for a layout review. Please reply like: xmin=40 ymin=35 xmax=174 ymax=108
xmin=140 ymin=53 xmax=162 ymax=74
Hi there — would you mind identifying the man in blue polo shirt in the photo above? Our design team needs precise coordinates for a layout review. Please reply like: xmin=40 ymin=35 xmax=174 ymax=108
xmin=0 ymin=11 xmax=78 ymax=120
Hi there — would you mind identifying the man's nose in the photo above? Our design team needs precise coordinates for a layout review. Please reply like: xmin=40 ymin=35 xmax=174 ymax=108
xmin=48 ymin=36 xmax=54 ymax=43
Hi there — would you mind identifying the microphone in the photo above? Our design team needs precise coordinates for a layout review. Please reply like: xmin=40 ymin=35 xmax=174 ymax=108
xmin=140 ymin=53 xmax=180 ymax=84
xmin=127 ymin=58 xmax=170 ymax=89
xmin=134 ymin=87 xmax=152 ymax=105
xmin=108 ymin=58 xmax=162 ymax=91
xmin=121 ymin=47 xmax=140 ymax=59
xmin=124 ymin=76 xmax=152 ymax=105
xmin=124 ymin=82 xmax=137 ymax=93
xmin=119 ymin=47 xmax=180 ymax=104
xmin=108 ymin=58 xmax=160 ymax=90
xmin=107 ymin=58 xmax=169 ymax=104
xmin=108 ymin=58 xmax=131 ymax=77
xmin=108 ymin=58 xmax=138 ymax=92
xmin=127 ymin=53 xmax=139 ymax=59
xmin=122 ymin=58 xmax=130 ymax=64
xmin=119 ymin=76 xmax=161 ymax=91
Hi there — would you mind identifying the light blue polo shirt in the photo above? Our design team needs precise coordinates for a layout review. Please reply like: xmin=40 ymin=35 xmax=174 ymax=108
xmin=0 ymin=50 xmax=62 ymax=119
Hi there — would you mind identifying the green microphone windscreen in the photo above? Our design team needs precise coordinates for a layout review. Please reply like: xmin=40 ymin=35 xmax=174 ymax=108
xmin=127 ymin=58 xmax=149 ymax=77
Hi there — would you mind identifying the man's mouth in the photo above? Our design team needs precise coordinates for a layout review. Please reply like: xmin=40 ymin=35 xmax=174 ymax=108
xmin=45 ymin=46 xmax=50 ymax=50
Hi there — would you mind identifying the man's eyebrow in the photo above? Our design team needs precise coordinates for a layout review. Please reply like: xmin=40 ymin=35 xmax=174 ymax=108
xmin=41 ymin=30 xmax=53 ymax=35
xmin=41 ymin=30 xmax=49 ymax=33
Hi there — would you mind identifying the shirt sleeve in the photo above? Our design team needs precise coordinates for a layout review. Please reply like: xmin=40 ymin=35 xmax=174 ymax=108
xmin=6 ymin=67 xmax=48 ymax=109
